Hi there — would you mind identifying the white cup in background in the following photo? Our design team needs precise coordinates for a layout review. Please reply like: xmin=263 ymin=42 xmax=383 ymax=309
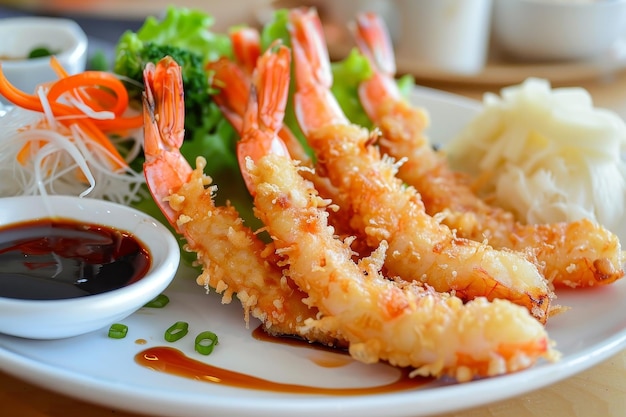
xmin=492 ymin=0 xmax=626 ymax=62
xmin=322 ymin=0 xmax=402 ymax=42
xmin=395 ymin=0 xmax=493 ymax=75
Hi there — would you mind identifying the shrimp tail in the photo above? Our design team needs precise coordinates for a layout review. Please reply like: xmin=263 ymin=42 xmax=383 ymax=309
xmin=289 ymin=8 xmax=349 ymax=136
xmin=351 ymin=12 xmax=404 ymax=121
xmin=352 ymin=12 xmax=396 ymax=76
xmin=236 ymin=42 xmax=292 ymax=195
xmin=207 ymin=57 xmax=250 ymax=133
xmin=142 ymin=57 xmax=191 ymax=229
xmin=230 ymin=26 xmax=261 ymax=75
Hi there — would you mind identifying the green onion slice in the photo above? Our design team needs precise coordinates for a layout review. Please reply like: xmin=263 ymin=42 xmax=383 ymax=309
xmin=144 ymin=293 xmax=170 ymax=308
xmin=195 ymin=331 xmax=219 ymax=355
xmin=164 ymin=321 xmax=189 ymax=342
xmin=108 ymin=323 xmax=128 ymax=339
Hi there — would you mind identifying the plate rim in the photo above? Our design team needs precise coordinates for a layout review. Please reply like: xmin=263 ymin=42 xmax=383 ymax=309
xmin=1 ymin=85 xmax=625 ymax=417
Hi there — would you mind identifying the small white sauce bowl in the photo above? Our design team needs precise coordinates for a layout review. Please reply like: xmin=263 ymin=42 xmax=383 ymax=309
xmin=0 ymin=195 xmax=180 ymax=339
xmin=0 ymin=16 xmax=88 ymax=95
xmin=492 ymin=0 xmax=626 ymax=61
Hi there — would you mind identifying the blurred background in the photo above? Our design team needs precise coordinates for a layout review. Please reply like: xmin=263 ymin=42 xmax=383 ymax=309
xmin=0 ymin=0 xmax=268 ymax=43
xmin=1 ymin=0 xmax=626 ymax=87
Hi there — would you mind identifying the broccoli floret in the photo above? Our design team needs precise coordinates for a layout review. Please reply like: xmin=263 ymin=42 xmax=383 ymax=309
xmin=123 ymin=44 xmax=218 ymax=145
xmin=113 ymin=7 xmax=237 ymax=173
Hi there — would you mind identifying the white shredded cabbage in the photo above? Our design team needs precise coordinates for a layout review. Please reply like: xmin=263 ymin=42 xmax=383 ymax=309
xmin=0 ymin=104 xmax=145 ymax=205
xmin=444 ymin=77 xmax=626 ymax=232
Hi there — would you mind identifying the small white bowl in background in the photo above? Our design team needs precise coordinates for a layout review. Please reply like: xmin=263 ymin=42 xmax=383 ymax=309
xmin=0 ymin=195 xmax=180 ymax=339
xmin=0 ymin=17 xmax=88 ymax=95
xmin=492 ymin=0 xmax=626 ymax=62
xmin=394 ymin=0 xmax=494 ymax=75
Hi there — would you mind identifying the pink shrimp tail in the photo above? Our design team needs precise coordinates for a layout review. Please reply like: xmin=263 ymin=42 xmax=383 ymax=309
xmin=353 ymin=12 xmax=396 ymax=76
xmin=142 ymin=58 xmax=191 ymax=228
xmin=238 ymin=43 xmax=292 ymax=194
xmin=288 ymin=7 xmax=349 ymax=136
xmin=207 ymin=57 xmax=249 ymax=132
xmin=352 ymin=12 xmax=403 ymax=120
xmin=230 ymin=26 xmax=262 ymax=75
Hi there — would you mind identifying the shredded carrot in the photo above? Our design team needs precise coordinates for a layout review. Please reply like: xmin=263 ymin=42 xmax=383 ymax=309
xmin=50 ymin=56 xmax=119 ymax=114
xmin=0 ymin=67 xmax=143 ymax=132
xmin=92 ymin=114 xmax=144 ymax=131
xmin=0 ymin=58 xmax=144 ymax=171
xmin=50 ymin=55 xmax=70 ymax=78
xmin=47 ymin=71 xmax=130 ymax=116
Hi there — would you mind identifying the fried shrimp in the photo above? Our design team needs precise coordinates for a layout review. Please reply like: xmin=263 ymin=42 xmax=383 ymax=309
xmin=207 ymin=31 xmax=357 ymax=242
xmin=208 ymin=27 xmax=312 ymax=166
xmin=351 ymin=12 xmax=624 ymax=288
xmin=141 ymin=56 xmax=342 ymax=346
xmin=241 ymin=42 xmax=557 ymax=381
xmin=288 ymin=8 xmax=554 ymax=322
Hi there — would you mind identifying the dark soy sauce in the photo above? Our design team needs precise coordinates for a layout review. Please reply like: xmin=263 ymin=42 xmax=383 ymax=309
xmin=0 ymin=218 xmax=151 ymax=300
xmin=135 ymin=346 xmax=431 ymax=395
xmin=135 ymin=325 xmax=432 ymax=395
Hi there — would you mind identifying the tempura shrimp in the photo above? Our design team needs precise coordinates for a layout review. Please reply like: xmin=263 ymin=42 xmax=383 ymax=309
xmin=288 ymin=7 xmax=553 ymax=322
xmin=352 ymin=12 xmax=624 ymax=288
xmin=208 ymin=27 xmax=312 ymax=166
xmin=241 ymin=42 xmax=557 ymax=381
xmin=141 ymin=56 xmax=342 ymax=346
xmin=207 ymin=33 xmax=357 ymax=242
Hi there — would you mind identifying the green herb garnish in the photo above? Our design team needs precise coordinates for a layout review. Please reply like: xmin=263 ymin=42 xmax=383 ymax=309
xmin=144 ymin=293 xmax=170 ymax=308
xmin=108 ymin=323 xmax=129 ymax=339
xmin=194 ymin=331 xmax=219 ymax=355
xmin=164 ymin=321 xmax=189 ymax=342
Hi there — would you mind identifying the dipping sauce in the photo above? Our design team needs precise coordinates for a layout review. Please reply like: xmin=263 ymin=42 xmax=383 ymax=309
xmin=135 ymin=325 xmax=432 ymax=395
xmin=0 ymin=218 xmax=151 ymax=300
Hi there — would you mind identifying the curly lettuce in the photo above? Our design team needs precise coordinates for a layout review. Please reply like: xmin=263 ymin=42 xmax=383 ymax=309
xmin=114 ymin=6 xmax=237 ymax=174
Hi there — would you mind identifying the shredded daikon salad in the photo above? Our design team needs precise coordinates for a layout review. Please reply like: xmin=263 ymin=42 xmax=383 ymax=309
xmin=445 ymin=77 xmax=626 ymax=232
xmin=0 ymin=57 xmax=145 ymax=205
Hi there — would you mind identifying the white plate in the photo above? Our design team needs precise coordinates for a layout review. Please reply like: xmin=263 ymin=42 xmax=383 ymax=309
xmin=1 ymin=87 xmax=625 ymax=417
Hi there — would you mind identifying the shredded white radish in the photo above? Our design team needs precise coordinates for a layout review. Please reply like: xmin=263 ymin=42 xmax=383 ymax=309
xmin=445 ymin=77 xmax=626 ymax=232
xmin=37 ymin=86 xmax=58 ymax=130
xmin=0 ymin=102 xmax=145 ymax=205
xmin=66 ymin=95 xmax=116 ymax=120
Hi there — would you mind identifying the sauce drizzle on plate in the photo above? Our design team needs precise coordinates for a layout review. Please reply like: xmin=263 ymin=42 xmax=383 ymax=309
xmin=135 ymin=346 xmax=431 ymax=395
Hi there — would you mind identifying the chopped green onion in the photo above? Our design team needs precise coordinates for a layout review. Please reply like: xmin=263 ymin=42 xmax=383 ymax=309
xmin=194 ymin=331 xmax=219 ymax=355
xmin=108 ymin=323 xmax=128 ymax=339
xmin=144 ymin=293 xmax=170 ymax=308
xmin=164 ymin=321 xmax=189 ymax=342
